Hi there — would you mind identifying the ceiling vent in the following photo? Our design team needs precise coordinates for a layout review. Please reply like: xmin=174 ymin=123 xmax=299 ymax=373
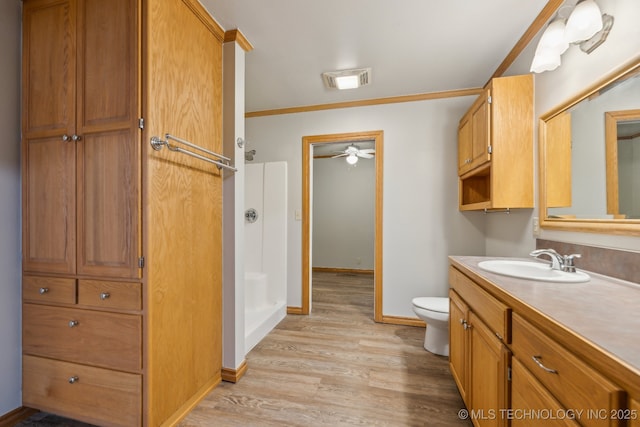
xmin=322 ymin=68 xmax=371 ymax=90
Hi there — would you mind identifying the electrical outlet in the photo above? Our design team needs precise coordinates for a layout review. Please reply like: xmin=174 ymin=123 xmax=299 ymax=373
xmin=532 ymin=217 xmax=540 ymax=236
xmin=294 ymin=209 xmax=302 ymax=221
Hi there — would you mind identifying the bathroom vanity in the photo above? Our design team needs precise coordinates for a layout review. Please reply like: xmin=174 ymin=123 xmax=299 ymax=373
xmin=449 ymin=256 xmax=640 ymax=427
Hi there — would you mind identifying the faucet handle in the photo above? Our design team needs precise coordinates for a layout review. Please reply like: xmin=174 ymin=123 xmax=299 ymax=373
xmin=563 ymin=254 xmax=581 ymax=273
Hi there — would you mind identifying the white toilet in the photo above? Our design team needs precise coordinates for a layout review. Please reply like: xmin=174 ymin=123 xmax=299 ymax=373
xmin=411 ymin=297 xmax=450 ymax=356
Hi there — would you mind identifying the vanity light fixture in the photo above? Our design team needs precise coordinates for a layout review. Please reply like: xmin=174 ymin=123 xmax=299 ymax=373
xmin=530 ymin=0 xmax=614 ymax=73
xmin=322 ymin=68 xmax=371 ymax=90
xmin=346 ymin=153 xmax=358 ymax=165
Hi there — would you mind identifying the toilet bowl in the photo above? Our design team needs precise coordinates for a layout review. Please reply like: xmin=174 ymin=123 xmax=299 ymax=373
xmin=412 ymin=297 xmax=450 ymax=356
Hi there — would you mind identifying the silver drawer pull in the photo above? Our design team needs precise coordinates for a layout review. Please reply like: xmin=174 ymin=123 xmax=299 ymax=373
xmin=532 ymin=355 xmax=558 ymax=374
xmin=100 ymin=292 xmax=110 ymax=300
xmin=39 ymin=287 xmax=49 ymax=294
xmin=68 ymin=320 xmax=79 ymax=328
xmin=68 ymin=376 xmax=79 ymax=384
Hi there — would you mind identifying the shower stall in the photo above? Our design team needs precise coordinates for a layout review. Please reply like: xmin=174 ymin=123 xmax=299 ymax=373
xmin=244 ymin=161 xmax=287 ymax=352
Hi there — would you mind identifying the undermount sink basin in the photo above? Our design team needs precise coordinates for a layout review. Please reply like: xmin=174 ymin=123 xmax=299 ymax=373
xmin=477 ymin=260 xmax=590 ymax=283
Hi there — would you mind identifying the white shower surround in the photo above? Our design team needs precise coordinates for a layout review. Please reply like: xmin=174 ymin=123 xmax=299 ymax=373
xmin=244 ymin=162 xmax=288 ymax=352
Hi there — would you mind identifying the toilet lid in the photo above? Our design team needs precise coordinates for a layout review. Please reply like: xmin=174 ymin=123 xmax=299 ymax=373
xmin=412 ymin=297 xmax=449 ymax=313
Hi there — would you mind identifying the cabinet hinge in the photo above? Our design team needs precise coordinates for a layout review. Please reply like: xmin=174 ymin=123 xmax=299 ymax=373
xmin=487 ymin=95 xmax=492 ymax=104
xmin=507 ymin=366 xmax=512 ymax=382
xmin=138 ymin=256 xmax=145 ymax=268
xmin=488 ymin=145 xmax=493 ymax=154
xmin=138 ymin=118 xmax=144 ymax=130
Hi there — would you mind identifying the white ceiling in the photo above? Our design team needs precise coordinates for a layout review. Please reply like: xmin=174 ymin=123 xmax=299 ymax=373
xmin=201 ymin=0 xmax=550 ymax=113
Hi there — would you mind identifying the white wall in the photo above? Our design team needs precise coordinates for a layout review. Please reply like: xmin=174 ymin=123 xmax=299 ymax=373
xmin=490 ymin=0 xmax=640 ymax=254
xmin=246 ymin=97 xmax=486 ymax=318
xmin=312 ymin=156 xmax=375 ymax=270
xmin=0 ymin=0 xmax=22 ymax=415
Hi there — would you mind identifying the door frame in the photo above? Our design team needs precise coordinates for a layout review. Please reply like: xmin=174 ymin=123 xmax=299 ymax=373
xmin=301 ymin=130 xmax=383 ymax=321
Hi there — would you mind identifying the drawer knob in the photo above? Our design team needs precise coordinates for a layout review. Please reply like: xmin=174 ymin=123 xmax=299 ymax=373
xmin=39 ymin=287 xmax=49 ymax=294
xmin=100 ymin=292 xmax=110 ymax=300
xmin=68 ymin=320 xmax=79 ymax=328
xmin=532 ymin=355 xmax=558 ymax=374
xmin=68 ymin=376 xmax=79 ymax=384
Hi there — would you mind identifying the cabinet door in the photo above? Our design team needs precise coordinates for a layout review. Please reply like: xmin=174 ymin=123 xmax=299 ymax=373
xmin=544 ymin=111 xmax=572 ymax=208
xmin=469 ymin=91 xmax=491 ymax=170
xmin=76 ymin=0 xmax=141 ymax=278
xmin=449 ymin=290 xmax=469 ymax=405
xmin=22 ymin=0 xmax=77 ymax=274
xmin=458 ymin=115 xmax=472 ymax=175
xmin=469 ymin=311 xmax=509 ymax=427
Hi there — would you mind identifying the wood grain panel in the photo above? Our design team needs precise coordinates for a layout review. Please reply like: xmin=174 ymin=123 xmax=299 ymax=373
xmin=544 ymin=112 xmax=572 ymax=208
xmin=23 ymin=303 xmax=142 ymax=372
xmin=144 ymin=0 xmax=223 ymax=424
xmin=449 ymin=266 xmax=510 ymax=342
xmin=23 ymin=355 xmax=141 ymax=427
xmin=22 ymin=0 xmax=75 ymax=136
xmin=23 ymin=135 xmax=76 ymax=274
xmin=78 ymin=279 xmax=141 ymax=311
xmin=78 ymin=0 xmax=137 ymax=128
xmin=23 ymin=276 xmax=76 ymax=305
xmin=511 ymin=357 xmax=579 ymax=427
xmin=77 ymin=129 xmax=140 ymax=278
xmin=489 ymin=74 xmax=533 ymax=209
xmin=512 ymin=313 xmax=625 ymax=427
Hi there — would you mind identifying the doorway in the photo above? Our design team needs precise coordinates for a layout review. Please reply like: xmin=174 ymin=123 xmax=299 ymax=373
xmin=301 ymin=130 xmax=383 ymax=321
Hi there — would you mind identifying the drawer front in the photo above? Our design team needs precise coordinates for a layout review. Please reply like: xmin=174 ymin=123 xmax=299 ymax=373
xmin=449 ymin=266 xmax=510 ymax=342
xmin=511 ymin=357 xmax=580 ymax=427
xmin=23 ymin=355 xmax=141 ymax=427
xmin=23 ymin=276 xmax=76 ymax=305
xmin=78 ymin=279 xmax=141 ymax=311
xmin=512 ymin=313 xmax=625 ymax=427
xmin=23 ymin=304 xmax=141 ymax=372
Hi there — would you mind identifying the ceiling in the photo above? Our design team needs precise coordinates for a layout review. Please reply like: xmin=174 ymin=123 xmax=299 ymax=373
xmin=201 ymin=0 xmax=550 ymax=113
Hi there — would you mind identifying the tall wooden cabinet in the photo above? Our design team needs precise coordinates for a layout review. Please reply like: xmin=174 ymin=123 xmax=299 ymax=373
xmin=457 ymin=74 xmax=533 ymax=211
xmin=21 ymin=0 xmax=225 ymax=425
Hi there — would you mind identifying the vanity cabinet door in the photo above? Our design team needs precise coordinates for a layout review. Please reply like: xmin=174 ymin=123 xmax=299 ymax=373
xmin=468 ymin=311 xmax=510 ymax=427
xmin=449 ymin=290 xmax=469 ymax=405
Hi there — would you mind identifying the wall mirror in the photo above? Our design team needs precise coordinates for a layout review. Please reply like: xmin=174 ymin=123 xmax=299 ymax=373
xmin=539 ymin=58 xmax=640 ymax=235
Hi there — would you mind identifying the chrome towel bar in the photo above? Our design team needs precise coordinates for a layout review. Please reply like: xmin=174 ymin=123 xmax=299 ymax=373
xmin=150 ymin=133 xmax=237 ymax=172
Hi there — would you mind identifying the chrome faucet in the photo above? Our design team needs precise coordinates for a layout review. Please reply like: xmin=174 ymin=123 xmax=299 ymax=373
xmin=529 ymin=249 xmax=582 ymax=273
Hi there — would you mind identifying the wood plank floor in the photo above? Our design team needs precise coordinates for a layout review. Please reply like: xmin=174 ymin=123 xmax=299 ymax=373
xmin=14 ymin=271 xmax=470 ymax=426
xmin=180 ymin=271 xmax=470 ymax=427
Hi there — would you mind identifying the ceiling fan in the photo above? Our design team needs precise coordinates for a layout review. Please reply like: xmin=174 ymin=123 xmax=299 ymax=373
xmin=331 ymin=144 xmax=375 ymax=164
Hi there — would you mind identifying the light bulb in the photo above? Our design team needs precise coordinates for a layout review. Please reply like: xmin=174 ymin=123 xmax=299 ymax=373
xmin=346 ymin=154 xmax=358 ymax=165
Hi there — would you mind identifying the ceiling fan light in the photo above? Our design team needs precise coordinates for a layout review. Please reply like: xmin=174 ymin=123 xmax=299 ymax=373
xmin=565 ymin=0 xmax=603 ymax=43
xmin=346 ymin=154 xmax=358 ymax=165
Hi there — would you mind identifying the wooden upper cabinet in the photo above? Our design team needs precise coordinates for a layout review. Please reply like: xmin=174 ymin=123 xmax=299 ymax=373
xmin=458 ymin=90 xmax=491 ymax=176
xmin=458 ymin=74 xmax=533 ymax=211
xmin=22 ymin=0 xmax=141 ymax=278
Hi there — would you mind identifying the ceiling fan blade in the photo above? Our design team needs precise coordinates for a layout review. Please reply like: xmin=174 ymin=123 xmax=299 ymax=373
xmin=331 ymin=153 xmax=348 ymax=158
xmin=357 ymin=152 xmax=374 ymax=159
xmin=359 ymin=148 xmax=375 ymax=154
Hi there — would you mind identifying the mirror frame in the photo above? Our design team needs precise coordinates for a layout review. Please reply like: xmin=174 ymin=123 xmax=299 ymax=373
xmin=539 ymin=56 xmax=640 ymax=236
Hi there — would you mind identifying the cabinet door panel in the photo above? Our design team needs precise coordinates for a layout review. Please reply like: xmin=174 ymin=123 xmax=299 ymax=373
xmin=449 ymin=290 xmax=469 ymax=405
xmin=470 ymin=92 xmax=490 ymax=169
xmin=23 ymin=136 xmax=76 ymax=274
xmin=23 ymin=0 xmax=75 ymax=136
xmin=77 ymin=129 xmax=140 ymax=278
xmin=469 ymin=311 xmax=508 ymax=427
xmin=458 ymin=116 xmax=472 ymax=175
xmin=78 ymin=0 xmax=138 ymax=129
